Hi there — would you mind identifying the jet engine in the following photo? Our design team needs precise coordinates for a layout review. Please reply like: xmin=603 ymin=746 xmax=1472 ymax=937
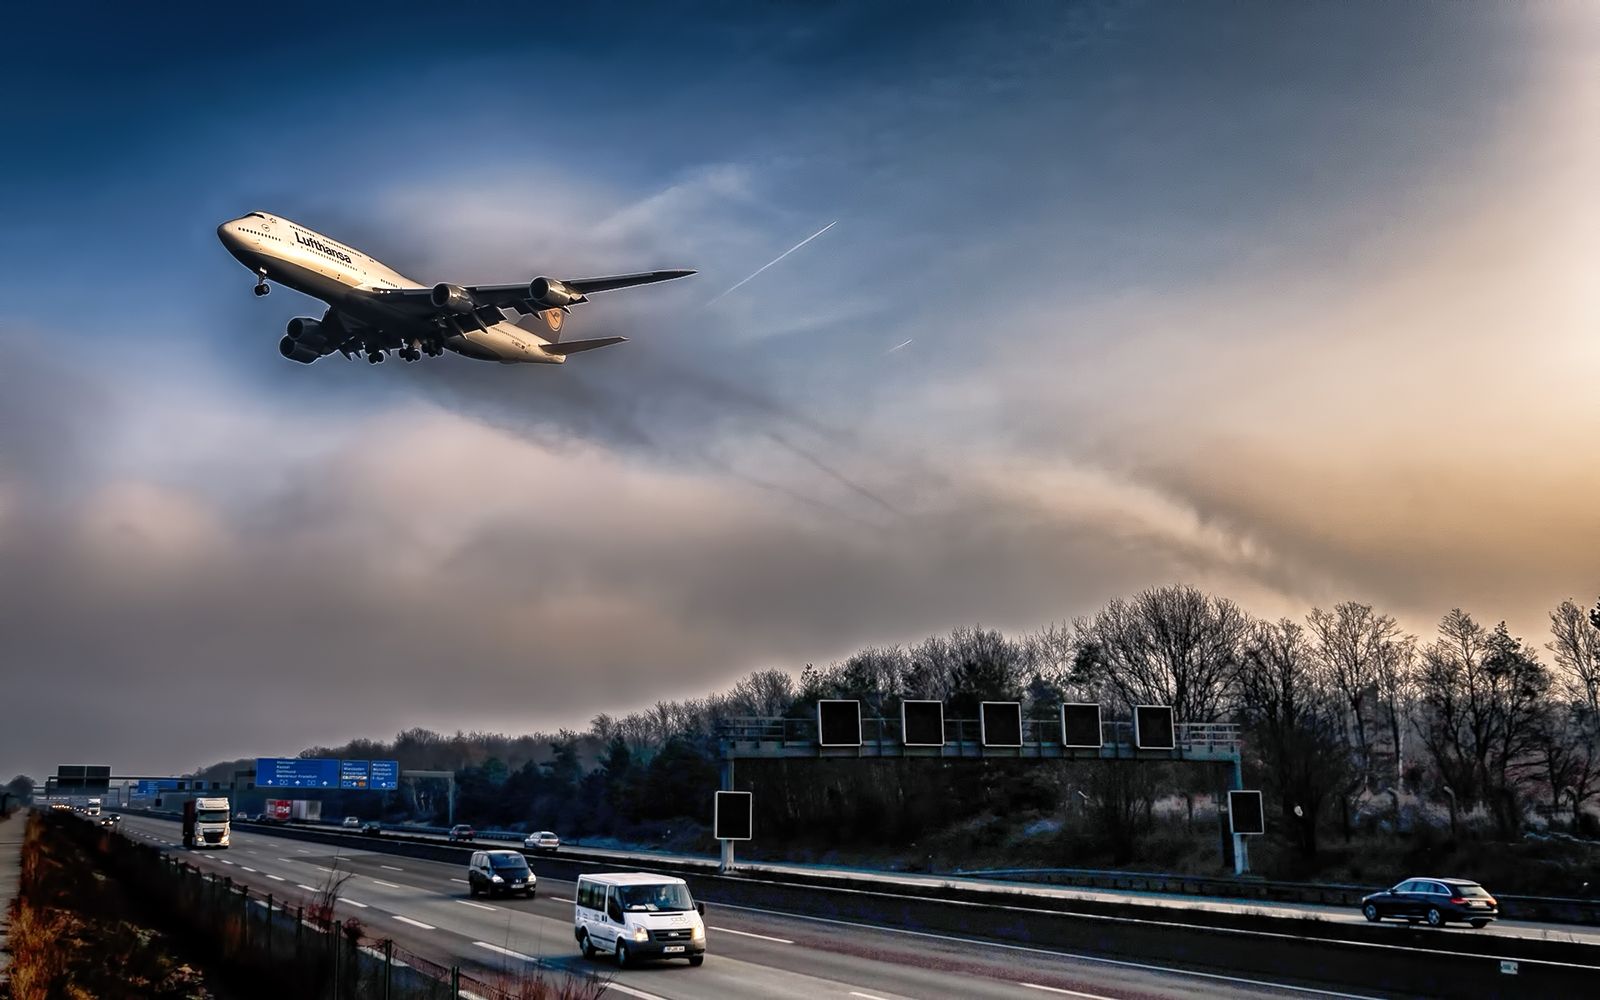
xmin=528 ymin=276 xmax=583 ymax=308
xmin=430 ymin=283 xmax=475 ymax=312
xmin=286 ymin=316 xmax=323 ymax=344
xmin=279 ymin=335 xmax=320 ymax=364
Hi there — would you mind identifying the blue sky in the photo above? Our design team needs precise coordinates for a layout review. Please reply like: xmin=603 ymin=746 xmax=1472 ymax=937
xmin=2 ymin=2 xmax=1596 ymax=779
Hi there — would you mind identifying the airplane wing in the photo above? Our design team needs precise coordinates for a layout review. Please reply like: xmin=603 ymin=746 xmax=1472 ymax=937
xmin=370 ymin=269 xmax=696 ymax=315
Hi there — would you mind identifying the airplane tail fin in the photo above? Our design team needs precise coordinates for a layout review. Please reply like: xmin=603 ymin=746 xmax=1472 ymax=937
xmin=516 ymin=308 xmax=570 ymax=342
xmin=542 ymin=336 xmax=628 ymax=356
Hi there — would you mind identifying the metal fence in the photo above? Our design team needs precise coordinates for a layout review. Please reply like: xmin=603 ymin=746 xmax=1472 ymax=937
xmin=79 ymin=820 xmax=607 ymax=1000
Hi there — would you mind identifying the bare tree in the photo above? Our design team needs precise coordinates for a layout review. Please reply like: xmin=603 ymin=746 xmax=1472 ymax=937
xmin=1375 ymin=636 xmax=1418 ymax=790
xmin=1550 ymin=599 xmax=1600 ymax=718
xmin=1306 ymin=602 xmax=1403 ymax=790
xmin=1414 ymin=611 xmax=1551 ymax=836
xmin=1071 ymin=585 xmax=1248 ymax=722
xmin=1234 ymin=618 xmax=1353 ymax=858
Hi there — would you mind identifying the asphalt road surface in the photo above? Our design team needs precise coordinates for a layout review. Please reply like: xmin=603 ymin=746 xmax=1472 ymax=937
xmin=115 ymin=814 xmax=1405 ymax=1000
xmin=322 ymin=823 xmax=1600 ymax=946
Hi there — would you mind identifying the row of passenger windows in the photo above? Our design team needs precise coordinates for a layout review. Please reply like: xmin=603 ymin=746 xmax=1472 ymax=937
xmin=577 ymin=880 xmax=609 ymax=910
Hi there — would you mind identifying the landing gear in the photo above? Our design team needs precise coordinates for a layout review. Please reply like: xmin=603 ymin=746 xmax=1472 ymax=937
xmin=400 ymin=340 xmax=422 ymax=362
xmin=253 ymin=269 xmax=270 ymax=296
xmin=366 ymin=349 xmax=384 ymax=364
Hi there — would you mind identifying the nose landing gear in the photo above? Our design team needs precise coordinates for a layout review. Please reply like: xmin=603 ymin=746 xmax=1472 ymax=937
xmin=253 ymin=268 xmax=270 ymax=296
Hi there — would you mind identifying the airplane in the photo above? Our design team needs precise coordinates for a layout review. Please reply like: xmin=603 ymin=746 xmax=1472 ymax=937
xmin=217 ymin=212 xmax=695 ymax=365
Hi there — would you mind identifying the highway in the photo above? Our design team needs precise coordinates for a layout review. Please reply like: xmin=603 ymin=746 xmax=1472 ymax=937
xmin=115 ymin=813 xmax=1409 ymax=1000
xmin=306 ymin=823 xmax=1600 ymax=946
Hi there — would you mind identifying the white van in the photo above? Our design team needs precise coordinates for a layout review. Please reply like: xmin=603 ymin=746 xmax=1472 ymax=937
xmin=574 ymin=873 xmax=706 ymax=967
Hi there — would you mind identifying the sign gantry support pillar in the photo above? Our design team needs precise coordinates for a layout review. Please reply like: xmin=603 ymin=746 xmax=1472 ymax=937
xmin=719 ymin=759 xmax=735 ymax=874
xmin=1230 ymin=757 xmax=1250 ymax=876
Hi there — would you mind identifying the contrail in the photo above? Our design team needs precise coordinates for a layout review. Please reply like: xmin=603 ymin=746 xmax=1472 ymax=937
xmin=707 ymin=221 xmax=837 ymax=304
xmin=885 ymin=338 xmax=913 ymax=355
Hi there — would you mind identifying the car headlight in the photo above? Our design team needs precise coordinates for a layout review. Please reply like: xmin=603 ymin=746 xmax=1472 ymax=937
xmin=692 ymin=925 xmax=705 ymax=942
xmin=491 ymin=875 xmax=503 ymax=883
xmin=632 ymin=926 xmax=649 ymax=942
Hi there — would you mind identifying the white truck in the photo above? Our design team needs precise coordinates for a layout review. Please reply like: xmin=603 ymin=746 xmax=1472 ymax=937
xmin=183 ymin=796 xmax=232 ymax=849
xmin=85 ymin=797 xmax=102 ymax=817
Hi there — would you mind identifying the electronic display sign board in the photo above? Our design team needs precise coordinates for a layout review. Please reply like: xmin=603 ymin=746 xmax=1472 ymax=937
xmin=255 ymin=757 xmax=340 ymax=788
xmin=339 ymin=760 xmax=370 ymax=789
xmin=1133 ymin=705 xmax=1176 ymax=750
xmin=714 ymin=790 xmax=752 ymax=841
xmin=1060 ymin=703 xmax=1103 ymax=748
xmin=980 ymin=702 xmax=1023 ymax=747
xmin=901 ymin=700 xmax=945 ymax=747
xmin=1229 ymin=790 xmax=1265 ymax=835
xmin=817 ymin=700 xmax=863 ymax=747
xmin=369 ymin=760 xmax=400 ymax=790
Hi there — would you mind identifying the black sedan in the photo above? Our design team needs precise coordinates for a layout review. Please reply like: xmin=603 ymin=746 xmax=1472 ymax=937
xmin=1361 ymin=877 xmax=1498 ymax=928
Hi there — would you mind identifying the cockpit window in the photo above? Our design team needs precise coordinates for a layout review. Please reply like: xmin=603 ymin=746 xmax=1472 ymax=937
xmin=247 ymin=212 xmax=267 ymax=220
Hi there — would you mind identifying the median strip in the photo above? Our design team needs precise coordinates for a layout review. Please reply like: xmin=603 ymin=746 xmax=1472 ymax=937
xmin=710 ymin=925 xmax=794 ymax=944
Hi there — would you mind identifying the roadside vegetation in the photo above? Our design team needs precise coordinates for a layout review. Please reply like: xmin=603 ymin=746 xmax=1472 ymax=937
xmin=192 ymin=587 xmax=1600 ymax=896
xmin=4 ymin=811 xmax=219 ymax=1000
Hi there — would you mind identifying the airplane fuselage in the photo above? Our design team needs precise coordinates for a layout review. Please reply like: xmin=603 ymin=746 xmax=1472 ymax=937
xmin=217 ymin=212 xmax=565 ymax=364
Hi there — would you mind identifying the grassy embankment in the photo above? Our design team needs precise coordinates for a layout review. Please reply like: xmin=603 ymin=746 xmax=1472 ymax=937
xmin=4 ymin=810 xmax=217 ymax=999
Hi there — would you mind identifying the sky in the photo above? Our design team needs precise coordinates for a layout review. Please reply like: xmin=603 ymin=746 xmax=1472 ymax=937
xmin=2 ymin=1 xmax=1597 ymax=781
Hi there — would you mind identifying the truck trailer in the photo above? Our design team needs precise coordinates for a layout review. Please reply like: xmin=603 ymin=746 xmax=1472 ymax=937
xmin=182 ymin=797 xmax=231 ymax=849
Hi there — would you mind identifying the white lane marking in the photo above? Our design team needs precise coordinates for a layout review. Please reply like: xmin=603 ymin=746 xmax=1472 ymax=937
xmin=220 ymin=860 xmax=235 ymax=865
xmin=474 ymin=941 xmax=535 ymax=962
xmin=450 ymin=878 xmax=469 ymax=883
xmin=461 ymin=992 xmax=490 ymax=1000
xmin=278 ymin=858 xmax=299 ymax=864
xmin=371 ymin=879 xmax=401 ymax=888
xmin=457 ymin=900 xmax=497 ymax=911
xmin=267 ymin=875 xmax=286 ymax=882
xmin=361 ymin=945 xmax=410 ymax=968
xmin=340 ymin=899 xmax=369 ymax=909
xmin=710 ymin=925 xmax=793 ymax=944
xmin=715 ymin=902 xmax=1388 ymax=1000
xmin=240 ymin=866 xmax=258 ymax=873
xmin=297 ymin=884 xmax=319 ymax=892
xmin=392 ymin=915 xmax=435 ymax=930
xmin=605 ymin=983 xmax=670 ymax=1000
xmin=1020 ymin=985 xmax=1119 ymax=1000
xmin=850 ymin=994 xmax=895 ymax=1000
xmin=297 ymin=849 xmax=310 ymax=853
xmin=380 ymin=864 xmax=404 ymax=871
xmin=313 ymin=866 xmax=336 ymax=873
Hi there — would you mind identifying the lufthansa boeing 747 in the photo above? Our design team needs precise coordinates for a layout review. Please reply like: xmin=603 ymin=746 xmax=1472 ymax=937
xmin=218 ymin=212 xmax=694 ymax=364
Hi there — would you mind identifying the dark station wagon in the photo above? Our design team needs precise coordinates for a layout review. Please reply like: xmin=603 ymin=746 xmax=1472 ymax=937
xmin=1361 ymin=877 xmax=1498 ymax=928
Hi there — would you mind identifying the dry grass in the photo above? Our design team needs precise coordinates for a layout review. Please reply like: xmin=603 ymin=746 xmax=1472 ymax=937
xmin=5 ymin=812 xmax=212 ymax=1000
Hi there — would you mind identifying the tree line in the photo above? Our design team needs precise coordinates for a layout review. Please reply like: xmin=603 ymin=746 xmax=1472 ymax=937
xmin=197 ymin=586 xmax=1600 ymax=868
